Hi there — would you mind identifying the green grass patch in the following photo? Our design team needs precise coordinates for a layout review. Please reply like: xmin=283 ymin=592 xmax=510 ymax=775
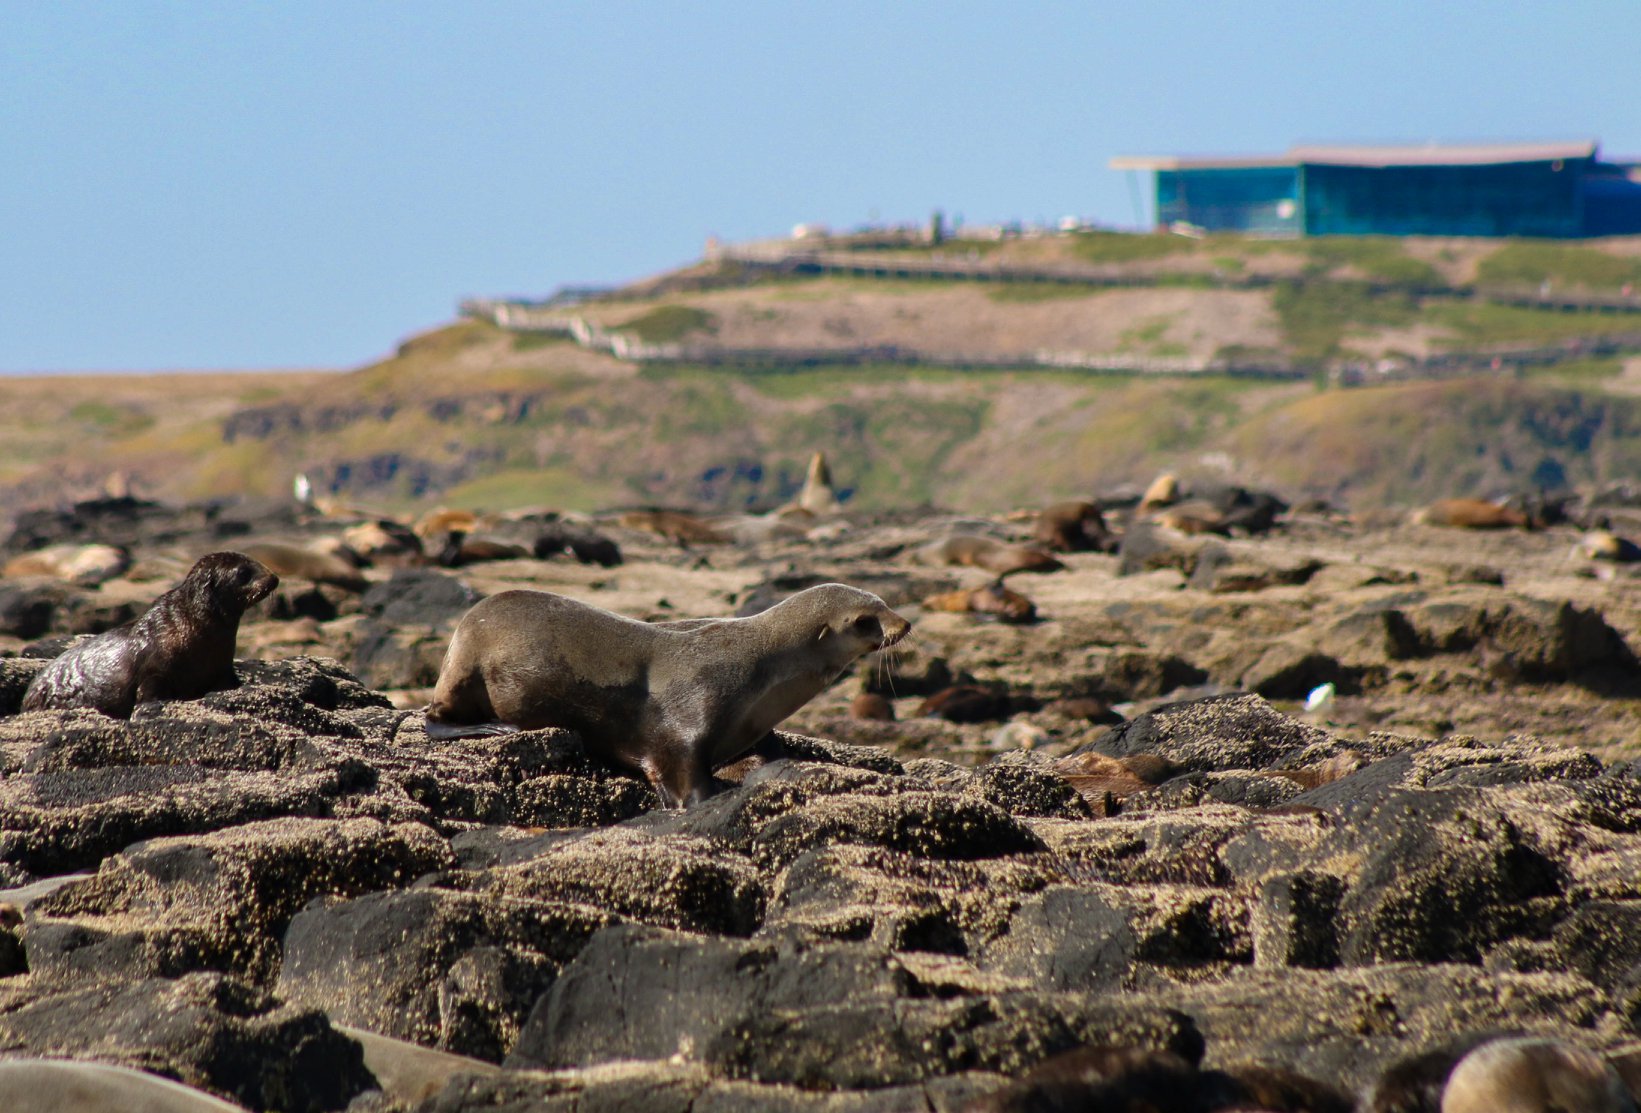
xmin=511 ymin=331 xmax=572 ymax=352
xmin=985 ymin=282 xmax=1103 ymax=304
xmin=1302 ymin=237 xmax=1439 ymax=286
xmin=614 ymin=304 xmax=720 ymax=343
xmin=1425 ymin=301 xmax=1641 ymax=346
xmin=1525 ymin=357 xmax=1624 ymax=386
xmin=653 ymin=377 xmax=745 ymax=437
xmin=1119 ymin=315 xmax=1177 ymax=350
xmin=1272 ymin=282 xmax=1420 ymax=361
xmin=70 ymin=401 xmax=154 ymax=436
xmin=436 ymin=466 xmax=624 ymax=511
xmin=1067 ymin=230 xmax=1195 ymax=265
xmin=1476 ymin=242 xmax=1641 ymax=290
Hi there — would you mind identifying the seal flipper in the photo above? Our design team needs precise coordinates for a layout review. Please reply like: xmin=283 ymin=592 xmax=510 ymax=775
xmin=423 ymin=717 xmax=522 ymax=741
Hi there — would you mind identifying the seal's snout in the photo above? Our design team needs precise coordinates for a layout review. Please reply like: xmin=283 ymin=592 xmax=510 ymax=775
xmin=879 ymin=612 xmax=912 ymax=649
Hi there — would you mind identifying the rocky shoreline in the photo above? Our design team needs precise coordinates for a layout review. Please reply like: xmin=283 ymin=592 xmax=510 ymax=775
xmin=2 ymin=493 xmax=1641 ymax=1109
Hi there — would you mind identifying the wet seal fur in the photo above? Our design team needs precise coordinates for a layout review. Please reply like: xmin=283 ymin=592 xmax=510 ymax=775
xmin=21 ymin=551 xmax=278 ymax=718
xmin=425 ymin=583 xmax=911 ymax=807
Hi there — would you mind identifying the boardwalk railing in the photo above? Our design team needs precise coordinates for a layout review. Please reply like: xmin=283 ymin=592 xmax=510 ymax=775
xmin=459 ymin=242 xmax=1641 ymax=384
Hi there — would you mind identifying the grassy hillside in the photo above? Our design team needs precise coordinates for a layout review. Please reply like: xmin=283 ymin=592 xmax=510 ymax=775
xmin=4 ymin=231 xmax=1641 ymax=519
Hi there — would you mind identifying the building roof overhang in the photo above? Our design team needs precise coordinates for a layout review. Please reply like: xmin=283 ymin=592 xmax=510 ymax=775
xmin=1111 ymin=140 xmax=1600 ymax=172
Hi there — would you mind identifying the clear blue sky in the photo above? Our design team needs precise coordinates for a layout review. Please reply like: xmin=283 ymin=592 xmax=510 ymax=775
xmin=4 ymin=0 xmax=1638 ymax=373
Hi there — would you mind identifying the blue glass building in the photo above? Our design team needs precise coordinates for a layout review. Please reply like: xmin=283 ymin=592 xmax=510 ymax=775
xmin=1111 ymin=141 xmax=1641 ymax=238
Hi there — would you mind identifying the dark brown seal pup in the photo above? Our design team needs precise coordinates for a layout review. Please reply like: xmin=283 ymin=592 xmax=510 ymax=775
xmin=21 ymin=551 xmax=278 ymax=718
xmin=425 ymin=583 xmax=911 ymax=807
xmin=850 ymin=692 xmax=897 ymax=721
xmin=1033 ymin=500 xmax=1113 ymax=552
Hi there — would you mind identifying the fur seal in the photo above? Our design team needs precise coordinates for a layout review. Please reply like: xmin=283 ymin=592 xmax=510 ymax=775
xmin=1033 ymin=500 xmax=1114 ymax=553
xmin=341 ymin=519 xmax=425 ymax=566
xmin=916 ymin=684 xmax=1015 ymax=723
xmin=1582 ymin=530 xmax=1641 ymax=563
xmin=21 ymin=551 xmax=277 ymax=718
xmin=3 ymin=542 xmax=131 ymax=586
xmin=790 ymin=450 xmax=842 ymax=515
xmin=533 ymin=523 xmax=622 ymax=567
xmin=0 ymin=1059 xmax=248 ymax=1113
xmin=1145 ymin=498 xmax=1230 ymax=535
xmin=432 ymin=530 xmax=530 ymax=567
xmin=914 ymin=534 xmax=1064 ymax=577
xmin=414 ymin=507 xmax=482 ymax=538
xmin=238 ymin=541 xmax=368 ymax=592
xmin=922 ymin=580 xmax=1037 ymax=623
xmin=1139 ymin=472 xmax=1179 ymax=510
xmin=1441 ymin=1036 xmax=1634 ymax=1113
xmin=618 ymin=509 xmax=733 ymax=546
xmin=850 ymin=692 xmax=897 ymax=721
xmin=425 ymin=583 xmax=911 ymax=807
xmin=1413 ymin=498 xmax=1534 ymax=530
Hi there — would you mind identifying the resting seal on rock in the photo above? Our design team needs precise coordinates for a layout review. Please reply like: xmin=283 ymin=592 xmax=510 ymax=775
xmin=425 ymin=583 xmax=912 ymax=807
xmin=21 ymin=551 xmax=278 ymax=718
xmin=914 ymin=534 xmax=1065 ymax=576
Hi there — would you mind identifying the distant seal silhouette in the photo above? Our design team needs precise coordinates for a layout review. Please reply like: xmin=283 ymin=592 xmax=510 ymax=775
xmin=923 ymin=580 xmax=1037 ymax=623
xmin=618 ymin=509 xmax=733 ymax=546
xmin=21 ymin=551 xmax=278 ymax=718
xmin=1033 ymin=500 xmax=1113 ymax=553
xmin=1412 ymin=498 xmax=1534 ymax=530
xmin=1139 ymin=472 xmax=1179 ymax=510
xmin=431 ymin=529 xmax=530 ymax=567
xmin=1441 ymin=1036 xmax=1634 ymax=1113
xmin=424 ymin=583 xmax=912 ymax=807
xmin=3 ymin=542 xmax=131 ymax=586
xmin=914 ymin=534 xmax=1065 ymax=577
xmin=238 ymin=541 xmax=369 ymax=592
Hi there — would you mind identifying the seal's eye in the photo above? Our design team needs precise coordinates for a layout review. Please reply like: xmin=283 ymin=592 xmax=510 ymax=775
xmin=852 ymin=615 xmax=881 ymax=637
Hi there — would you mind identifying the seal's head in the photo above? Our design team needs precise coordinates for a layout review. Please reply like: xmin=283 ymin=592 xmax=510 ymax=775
xmin=763 ymin=583 xmax=910 ymax=672
xmin=198 ymin=552 xmax=280 ymax=613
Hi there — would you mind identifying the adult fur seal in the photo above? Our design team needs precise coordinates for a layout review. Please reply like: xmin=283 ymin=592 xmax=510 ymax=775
xmin=1441 ymin=1036 xmax=1634 ymax=1113
xmin=21 ymin=551 xmax=278 ymax=718
xmin=425 ymin=583 xmax=911 ymax=807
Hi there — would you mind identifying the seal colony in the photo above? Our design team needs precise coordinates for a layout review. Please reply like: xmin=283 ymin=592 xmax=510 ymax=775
xmin=425 ymin=583 xmax=911 ymax=807
xmin=21 ymin=551 xmax=277 ymax=718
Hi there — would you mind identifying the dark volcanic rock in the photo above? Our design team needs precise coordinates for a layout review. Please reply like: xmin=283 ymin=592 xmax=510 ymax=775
xmin=461 ymin=828 xmax=766 ymax=937
xmin=0 ymin=972 xmax=372 ymax=1113
xmin=2 ymin=497 xmax=216 ymax=554
xmin=510 ymin=923 xmax=1204 ymax=1089
xmin=0 ymin=757 xmax=364 ymax=877
xmin=351 ymin=569 xmax=482 ymax=689
xmin=22 ymin=817 xmax=451 ymax=988
xmin=278 ymin=887 xmax=615 ymax=1061
xmin=0 ymin=657 xmax=48 ymax=716
xmin=748 ymin=791 xmax=1046 ymax=869
xmin=764 ymin=844 xmax=1055 ymax=954
xmin=0 ymin=581 xmax=68 ymax=639
xmin=1072 ymin=692 xmax=1336 ymax=773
